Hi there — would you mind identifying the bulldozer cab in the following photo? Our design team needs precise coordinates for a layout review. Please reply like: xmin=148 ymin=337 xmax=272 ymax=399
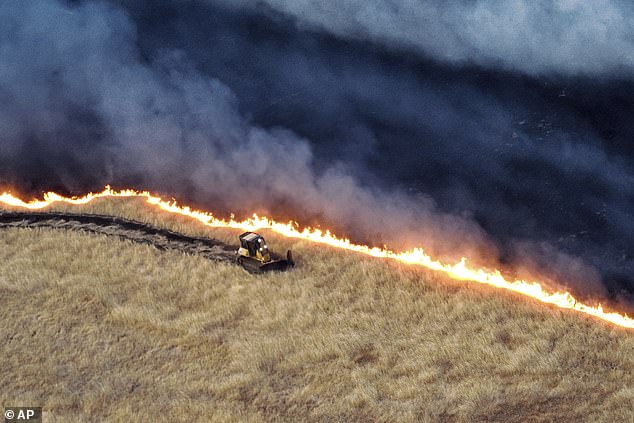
xmin=239 ymin=232 xmax=271 ymax=263
xmin=236 ymin=231 xmax=295 ymax=273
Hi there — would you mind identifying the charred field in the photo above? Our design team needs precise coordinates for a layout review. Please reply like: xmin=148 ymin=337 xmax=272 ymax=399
xmin=0 ymin=198 xmax=632 ymax=423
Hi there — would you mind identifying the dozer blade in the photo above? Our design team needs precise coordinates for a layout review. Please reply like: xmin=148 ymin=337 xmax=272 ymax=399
xmin=238 ymin=250 xmax=295 ymax=274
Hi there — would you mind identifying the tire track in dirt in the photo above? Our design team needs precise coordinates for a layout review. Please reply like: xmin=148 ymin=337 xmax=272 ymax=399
xmin=0 ymin=211 xmax=238 ymax=263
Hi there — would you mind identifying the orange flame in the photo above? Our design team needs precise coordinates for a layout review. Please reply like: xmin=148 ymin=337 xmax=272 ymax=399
xmin=1 ymin=185 xmax=632 ymax=329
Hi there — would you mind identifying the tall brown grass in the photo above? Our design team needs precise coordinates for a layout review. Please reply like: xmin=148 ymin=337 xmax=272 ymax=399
xmin=0 ymin=198 xmax=632 ymax=422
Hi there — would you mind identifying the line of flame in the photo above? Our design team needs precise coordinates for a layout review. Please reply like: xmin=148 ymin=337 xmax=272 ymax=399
xmin=1 ymin=185 xmax=632 ymax=329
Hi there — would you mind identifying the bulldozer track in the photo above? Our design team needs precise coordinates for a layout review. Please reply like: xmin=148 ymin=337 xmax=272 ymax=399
xmin=0 ymin=211 xmax=238 ymax=263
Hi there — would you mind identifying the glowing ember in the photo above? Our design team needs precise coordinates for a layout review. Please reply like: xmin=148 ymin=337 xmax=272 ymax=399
xmin=1 ymin=186 xmax=632 ymax=329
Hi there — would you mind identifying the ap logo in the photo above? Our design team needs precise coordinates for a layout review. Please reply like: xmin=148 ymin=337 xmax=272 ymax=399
xmin=4 ymin=407 xmax=42 ymax=423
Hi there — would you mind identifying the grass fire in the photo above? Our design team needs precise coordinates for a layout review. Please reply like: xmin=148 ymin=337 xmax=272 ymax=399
xmin=3 ymin=1 xmax=634 ymax=420
xmin=1 ymin=186 xmax=632 ymax=330
xmin=0 ymin=190 xmax=632 ymax=422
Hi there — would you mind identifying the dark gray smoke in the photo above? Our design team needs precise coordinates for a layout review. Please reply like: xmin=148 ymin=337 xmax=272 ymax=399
xmin=1 ymin=0 xmax=633 ymax=306
xmin=215 ymin=0 xmax=634 ymax=76
xmin=0 ymin=0 xmax=495 ymax=261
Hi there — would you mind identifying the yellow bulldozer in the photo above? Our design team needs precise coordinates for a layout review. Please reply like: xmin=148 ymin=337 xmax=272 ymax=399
xmin=236 ymin=231 xmax=295 ymax=273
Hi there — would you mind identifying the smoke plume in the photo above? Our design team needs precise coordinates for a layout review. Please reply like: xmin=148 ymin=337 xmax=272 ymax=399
xmin=216 ymin=0 xmax=634 ymax=76
xmin=1 ymin=0 xmax=633 ymax=305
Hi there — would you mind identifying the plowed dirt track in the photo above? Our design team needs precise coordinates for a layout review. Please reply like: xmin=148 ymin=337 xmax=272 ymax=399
xmin=0 ymin=211 xmax=237 ymax=262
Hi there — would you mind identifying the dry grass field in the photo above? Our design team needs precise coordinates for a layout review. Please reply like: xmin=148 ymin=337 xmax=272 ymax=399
xmin=1 ymin=198 xmax=633 ymax=422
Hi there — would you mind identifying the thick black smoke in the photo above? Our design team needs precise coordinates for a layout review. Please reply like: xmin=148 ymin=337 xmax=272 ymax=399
xmin=1 ymin=0 xmax=633 ymax=306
